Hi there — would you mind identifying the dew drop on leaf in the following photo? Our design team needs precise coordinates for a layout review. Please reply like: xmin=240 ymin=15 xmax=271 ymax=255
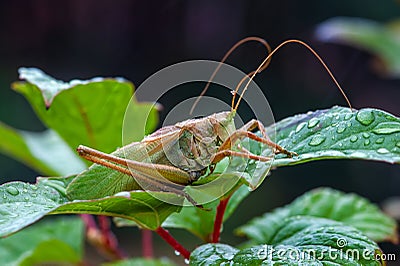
xmin=309 ymin=135 xmax=326 ymax=146
xmin=350 ymin=135 xmax=358 ymax=143
xmin=377 ymin=148 xmax=390 ymax=154
xmin=295 ymin=122 xmax=307 ymax=133
xmin=336 ymin=124 xmax=346 ymax=134
xmin=356 ymin=110 xmax=375 ymax=126
xmin=307 ymin=118 xmax=319 ymax=128
xmin=364 ymin=139 xmax=370 ymax=146
xmin=344 ymin=113 xmax=353 ymax=120
xmin=372 ymin=122 xmax=400 ymax=135
xmin=396 ymin=142 xmax=400 ymax=148
xmin=362 ymin=132 xmax=370 ymax=139
xmin=5 ymin=186 xmax=19 ymax=196
xmin=375 ymin=138 xmax=384 ymax=144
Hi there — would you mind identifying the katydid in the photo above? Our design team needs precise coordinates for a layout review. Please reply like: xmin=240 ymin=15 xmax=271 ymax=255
xmin=69 ymin=37 xmax=351 ymax=207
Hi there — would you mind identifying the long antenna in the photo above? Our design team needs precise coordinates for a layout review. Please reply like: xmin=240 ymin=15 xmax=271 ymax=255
xmin=189 ymin=36 xmax=272 ymax=114
xmin=233 ymin=39 xmax=352 ymax=111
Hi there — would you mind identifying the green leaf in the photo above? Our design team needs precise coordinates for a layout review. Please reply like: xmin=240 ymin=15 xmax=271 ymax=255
xmin=103 ymin=258 xmax=177 ymax=266
xmin=1 ymin=177 xmax=180 ymax=235
xmin=13 ymin=67 xmax=158 ymax=155
xmin=190 ymin=243 xmax=238 ymax=265
xmin=191 ymin=217 xmax=384 ymax=265
xmin=267 ymin=106 xmax=400 ymax=167
xmin=0 ymin=217 xmax=84 ymax=266
xmin=0 ymin=181 xmax=68 ymax=237
xmin=52 ymin=191 xmax=182 ymax=230
xmin=161 ymin=185 xmax=249 ymax=241
xmin=236 ymin=188 xmax=398 ymax=244
xmin=315 ymin=17 xmax=400 ymax=77
xmin=0 ymin=123 xmax=85 ymax=176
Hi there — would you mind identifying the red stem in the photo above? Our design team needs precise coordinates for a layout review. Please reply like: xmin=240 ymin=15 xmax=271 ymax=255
xmin=142 ymin=229 xmax=153 ymax=258
xmin=155 ymin=227 xmax=190 ymax=260
xmin=98 ymin=216 xmax=126 ymax=259
xmin=80 ymin=214 xmax=126 ymax=260
xmin=211 ymin=196 xmax=231 ymax=243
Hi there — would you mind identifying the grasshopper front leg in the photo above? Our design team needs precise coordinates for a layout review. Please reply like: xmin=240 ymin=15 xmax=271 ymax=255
xmin=77 ymin=145 xmax=200 ymax=207
xmin=211 ymin=119 xmax=296 ymax=164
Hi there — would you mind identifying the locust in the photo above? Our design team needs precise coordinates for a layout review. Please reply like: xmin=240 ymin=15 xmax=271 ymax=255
xmin=72 ymin=37 xmax=351 ymax=207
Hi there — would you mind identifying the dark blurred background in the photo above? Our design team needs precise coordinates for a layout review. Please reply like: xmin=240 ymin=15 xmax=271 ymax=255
xmin=0 ymin=0 xmax=399 ymax=264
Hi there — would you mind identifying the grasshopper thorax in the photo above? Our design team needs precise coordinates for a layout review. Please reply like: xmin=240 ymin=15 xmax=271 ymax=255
xmin=164 ymin=111 xmax=236 ymax=181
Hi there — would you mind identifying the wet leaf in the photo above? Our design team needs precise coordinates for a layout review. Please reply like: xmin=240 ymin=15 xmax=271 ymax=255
xmin=0 ymin=178 xmax=181 ymax=236
xmin=266 ymin=106 xmax=400 ymax=167
xmin=191 ymin=217 xmax=383 ymax=265
xmin=0 ymin=181 xmax=68 ymax=237
xmin=0 ymin=217 xmax=83 ymax=266
xmin=236 ymin=188 xmax=398 ymax=244
xmin=53 ymin=190 xmax=182 ymax=230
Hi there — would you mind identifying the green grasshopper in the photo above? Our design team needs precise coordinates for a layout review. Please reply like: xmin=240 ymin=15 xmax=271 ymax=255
xmin=68 ymin=37 xmax=350 ymax=206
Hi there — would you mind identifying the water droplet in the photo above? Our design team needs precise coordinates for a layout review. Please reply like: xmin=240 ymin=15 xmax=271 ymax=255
xmin=375 ymin=138 xmax=384 ymax=144
xmin=24 ymin=196 xmax=29 ymax=201
xmin=309 ymin=135 xmax=326 ymax=146
xmin=364 ymin=139 xmax=370 ymax=146
xmin=344 ymin=113 xmax=353 ymax=120
xmin=6 ymin=186 xmax=19 ymax=196
xmin=356 ymin=110 xmax=375 ymax=126
xmin=295 ymin=122 xmax=307 ymax=133
xmin=174 ymin=250 xmax=181 ymax=256
xmin=3 ymin=194 xmax=7 ymax=199
xmin=377 ymin=148 xmax=389 ymax=154
xmin=31 ymin=185 xmax=38 ymax=191
xmin=362 ymin=133 xmax=370 ymax=138
xmin=396 ymin=142 xmax=400 ymax=148
xmin=372 ymin=122 xmax=400 ymax=135
xmin=22 ymin=189 xmax=28 ymax=193
xmin=338 ymin=143 xmax=343 ymax=147
xmin=307 ymin=118 xmax=319 ymax=128
xmin=184 ymin=259 xmax=190 ymax=264
xmin=336 ymin=124 xmax=346 ymax=134
xmin=350 ymin=135 xmax=358 ymax=143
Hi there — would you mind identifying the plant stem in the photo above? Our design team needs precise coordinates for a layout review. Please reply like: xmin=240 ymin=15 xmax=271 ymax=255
xmin=142 ymin=229 xmax=153 ymax=258
xmin=155 ymin=227 xmax=190 ymax=260
xmin=80 ymin=214 xmax=126 ymax=260
xmin=98 ymin=215 xmax=126 ymax=259
xmin=211 ymin=196 xmax=231 ymax=243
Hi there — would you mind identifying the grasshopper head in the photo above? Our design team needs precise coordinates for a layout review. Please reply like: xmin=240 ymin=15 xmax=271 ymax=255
xmin=212 ymin=111 xmax=236 ymax=142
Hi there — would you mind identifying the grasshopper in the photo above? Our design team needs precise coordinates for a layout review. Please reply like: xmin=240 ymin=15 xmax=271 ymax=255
xmin=72 ymin=37 xmax=351 ymax=206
